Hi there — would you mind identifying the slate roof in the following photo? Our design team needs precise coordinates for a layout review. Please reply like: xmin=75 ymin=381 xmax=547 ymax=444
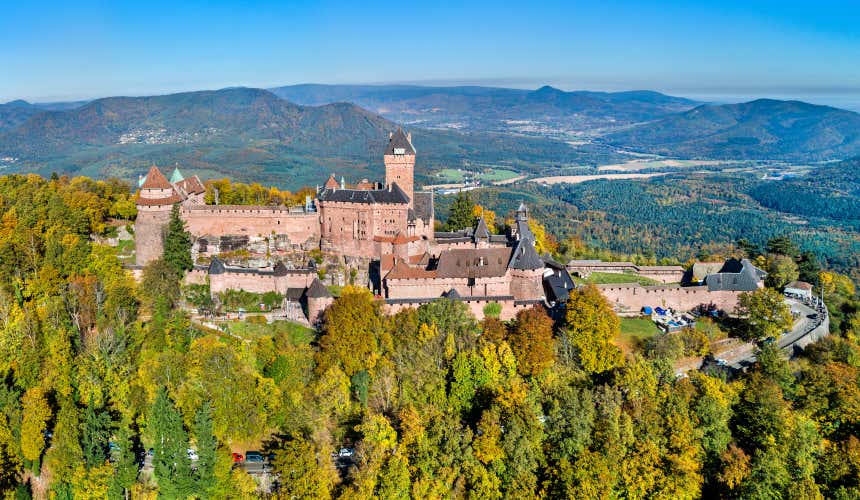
xmin=412 ymin=191 xmax=434 ymax=222
xmin=318 ymin=183 xmax=410 ymax=205
xmin=474 ymin=217 xmax=490 ymax=240
xmin=509 ymin=239 xmax=544 ymax=270
xmin=209 ymin=257 xmax=227 ymax=275
xmin=545 ymin=270 xmax=575 ymax=303
xmin=141 ymin=165 xmax=172 ymax=190
xmin=705 ymin=258 xmax=766 ymax=292
xmin=436 ymin=247 xmax=513 ymax=278
xmin=385 ymin=128 xmax=416 ymax=155
xmin=306 ymin=278 xmax=333 ymax=298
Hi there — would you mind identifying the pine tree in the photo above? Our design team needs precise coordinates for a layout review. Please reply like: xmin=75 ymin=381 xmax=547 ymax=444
xmin=446 ymin=191 xmax=475 ymax=231
xmin=109 ymin=418 xmax=140 ymax=500
xmin=81 ymin=396 xmax=112 ymax=467
xmin=147 ymin=388 xmax=194 ymax=497
xmin=193 ymin=402 xmax=217 ymax=497
xmin=163 ymin=204 xmax=192 ymax=274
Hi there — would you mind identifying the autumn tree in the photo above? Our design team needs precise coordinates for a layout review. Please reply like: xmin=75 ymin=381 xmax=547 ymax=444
xmin=509 ymin=306 xmax=556 ymax=376
xmin=163 ymin=204 xmax=192 ymax=274
xmin=317 ymin=286 xmax=382 ymax=376
xmin=472 ymin=204 xmax=497 ymax=233
xmin=20 ymin=387 xmax=51 ymax=466
xmin=272 ymin=435 xmax=336 ymax=499
xmin=564 ymin=284 xmax=624 ymax=374
xmin=766 ymin=254 xmax=799 ymax=289
xmin=736 ymin=287 xmax=793 ymax=341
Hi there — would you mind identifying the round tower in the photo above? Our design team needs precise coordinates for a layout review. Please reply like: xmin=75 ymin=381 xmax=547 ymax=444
xmin=384 ymin=129 xmax=416 ymax=208
xmin=135 ymin=165 xmax=181 ymax=265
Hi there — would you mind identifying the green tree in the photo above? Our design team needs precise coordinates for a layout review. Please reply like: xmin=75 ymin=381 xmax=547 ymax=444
xmin=445 ymin=191 xmax=475 ymax=231
xmin=736 ymin=287 xmax=793 ymax=341
xmin=766 ymin=236 xmax=800 ymax=259
xmin=80 ymin=396 xmax=113 ymax=467
xmin=108 ymin=418 xmax=139 ymax=499
xmin=766 ymin=254 xmax=799 ymax=290
xmin=564 ymin=284 xmax=624 ymax=374
xmin=272 ymin=435 xmax=335 ymax=499
xmin=193 ymin=402 xmax=217 ymax=496
xmin=147 ymin=388 xmax=193 ymax=497
xmin=163 ymin=204 xmax=192 ymax=274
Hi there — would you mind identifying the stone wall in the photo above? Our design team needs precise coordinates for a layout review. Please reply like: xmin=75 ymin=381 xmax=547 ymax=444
xmin=385 ymin=274 xmax=512 ymax=300
xmin=319 ymin=200 xmax=409 ymax=257
xmin=385 ymin=297 xmax=537 ymax=321
xmin=182 ymin=206 xmax=320 ymax=248
xmin=135 ymin=205 xmax=171 ymax=265
xmin=596 ymin=283 xmax=742 ymax=315
xmin=209 ymin=270 xmax=316 ymax=295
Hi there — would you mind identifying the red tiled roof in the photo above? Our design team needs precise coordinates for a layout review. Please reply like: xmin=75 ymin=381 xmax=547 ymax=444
xmin=136 ymin=191 xmax=184 ymax=206
xmin=141 ymin=165 xmax=172 ymax=190
xmin=386 ymin=260 xmax=437 ymax=279
xmin=324 ymin=174 xmax=339 ymax=189
xmin=175 ymin=175 xmax=205 ymax=194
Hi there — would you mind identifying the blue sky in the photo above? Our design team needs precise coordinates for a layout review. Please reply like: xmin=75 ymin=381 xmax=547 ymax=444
xmin=2 ymin=0 xmax=859 ymax=108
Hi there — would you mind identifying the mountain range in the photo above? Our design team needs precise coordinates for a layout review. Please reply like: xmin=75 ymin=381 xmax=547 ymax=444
xmin=1 ymin=85 xmax=859 ymax=189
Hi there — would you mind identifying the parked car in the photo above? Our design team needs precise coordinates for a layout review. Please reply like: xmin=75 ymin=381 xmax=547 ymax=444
xmin=245 ymin=451 xmax=264 ymax=463
xmin=338 ymin=448 xmax=355 ymax=458
xmin=231 ymin=453 xmax=244 ymax=463
xmin=187 ymin=449 xmax=199 ymax=461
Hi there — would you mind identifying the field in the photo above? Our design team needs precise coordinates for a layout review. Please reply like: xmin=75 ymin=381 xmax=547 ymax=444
xmin=436 ymin=168 xmax=467 ymax=182
xmin=598 ymin=159 xmax=728 ymax=172
xmin=530 ymin=173 xmax=668 ymax=185
xmin=573 ymin=271 xmax=662 ymax=286
xmin=224 ymin=319 xmax=315 ymax=343
xmin=478 ymin=168 xmax=520 ymax=183
xmin=617 ymin=317 xmax=660 ymax=352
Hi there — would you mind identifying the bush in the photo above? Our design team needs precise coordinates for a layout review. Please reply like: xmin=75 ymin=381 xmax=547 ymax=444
xmin=483 ymin=302 xmax=502 ymax=319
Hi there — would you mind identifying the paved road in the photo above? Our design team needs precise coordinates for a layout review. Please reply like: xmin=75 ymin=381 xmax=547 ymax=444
xmin=721 ymin=297 xmax=826 ymax=370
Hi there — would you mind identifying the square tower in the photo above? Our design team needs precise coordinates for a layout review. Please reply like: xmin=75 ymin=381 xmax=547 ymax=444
xmin=384 ymin=129 xmax=416 ymax=208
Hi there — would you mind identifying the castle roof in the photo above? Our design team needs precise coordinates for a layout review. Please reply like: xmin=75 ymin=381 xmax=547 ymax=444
xmin=175 ymin=175 xmax=205 ymax=195
xmin=705 ymin=258 xmax=766 ymax=292
xmin=474 ymin=217 xmax=490 ymax=240
xmin=324 ymin=174 xmax=339 ymax=189
xmin=436 ymin=247 xmax=512 ymax=279
xmin=306 ymin=278 xmax=333 ymax=299
xmin=385 ymin=128 xmax=416 ymax=156
xmin=392 ymin=231 xmax=411 ymax=245
xmin=136 ymin=192 xmax=184 ymax=206
xmin=208 ymin=257 xmax=227 ymax=275
xmin=141 ymin=165 xmax=172 ymax=190
xmin=412 ymin=191 xmax=434 ymax=223
xmin=318 ymin=182 xmax=410 ymax=205
xmin=509 ymin=239 xmax=544 ymax=270
xmin=170 ymin=167 xmax=185 ymax=183
xmin=385 ymin=259 xmax=438 ymax=279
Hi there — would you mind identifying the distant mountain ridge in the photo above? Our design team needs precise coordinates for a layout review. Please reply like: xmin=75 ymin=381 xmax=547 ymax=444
xmin=606 ymin=99 xmax=860 ymax=160
xmin=0 ymin=87 xmax=607 ymax=187
xmin=269 ymin=84 xmax=700 ymax=134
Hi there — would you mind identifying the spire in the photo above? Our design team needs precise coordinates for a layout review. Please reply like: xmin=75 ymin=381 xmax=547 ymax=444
xmin=140 ymin=165 xmax=172 ymax=190
xmin=340 ymin=176 xmax=345 ymax=189
xmin=474 ymin=217 xmax=490 ymax=241
xmin=169 ymin=166 xmax=185 ymax=183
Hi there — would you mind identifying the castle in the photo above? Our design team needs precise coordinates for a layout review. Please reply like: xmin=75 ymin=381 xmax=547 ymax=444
xmin=135 ymin=130 xmax=572 ymax=323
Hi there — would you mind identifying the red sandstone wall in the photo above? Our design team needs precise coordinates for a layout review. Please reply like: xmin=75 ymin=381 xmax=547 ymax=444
xmin=510 ymin=269 xmax=545 ymax=301
xmin=209 ymin=271 xmax=315 ymax=295
xmin=597 ymin=284 xmax=741 ymax=314
xmin=384 ymin=298 xmax=533 ymax=321
xmin=182 ymin=207 xmax=319 ymax=246
xmin=385 ymin=275 xmax=511 ymax=300
xmin=135 ymin=206 xmax=171 ymax=265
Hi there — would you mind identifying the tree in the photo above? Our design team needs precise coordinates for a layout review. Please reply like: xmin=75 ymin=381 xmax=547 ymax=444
xmin=80 ymin=396 xmax=113 ymax=467
xmin=564 ymin=284 xmax=624 ymax=374
xmin=317 ymin=286 xmax=381 ymax=376
xmin=472 ymin=204 xmax=497 ymax=233
xmin=163 ymin=204 xmax=192 ymax=274
xmin=446 ymin=191 xmax=474 ymax=231
xmin=140 ymin=258 xmax=181 ymax=312
xmin=109 ymin=418 xmax=140 ymax=500
xmin=146 ymin=388 xmax=193 ymax=497
xmin=766 ymin=236 xmax=800 ymax=259
xmin=736 ymin=287 xmax=793 ymax=341
xmin=193 ymin=402 xmax=217 ymax=496
xmin=44 ymin=398 xmax=83 ymax=485
xmin=766 ymin=254 xmax=799 ymax=290
xmin=20 ymin=387 xmax=52 ymax=464
xmin=509 ymin=306 xmax=555 ymax=376
xmin=528 ymin=219 xmax=558 ymax=256
xmin=272 ymin=435 xmax=336 ymax=499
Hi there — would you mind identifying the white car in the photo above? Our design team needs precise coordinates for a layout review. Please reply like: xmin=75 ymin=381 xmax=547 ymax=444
xmin=338 ymin=448 xmax=354 ymax=458
xmin=187 ymin=449 xmax=199 ymax=461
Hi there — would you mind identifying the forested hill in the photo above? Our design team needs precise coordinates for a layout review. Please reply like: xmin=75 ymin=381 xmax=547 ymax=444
xmin=269 ymin=83 xmax=699 ymax=131
xmin=606 ymin=99 xmax=860 ymax=160
xmin=0 ymin=87 xmax=611 ymax=187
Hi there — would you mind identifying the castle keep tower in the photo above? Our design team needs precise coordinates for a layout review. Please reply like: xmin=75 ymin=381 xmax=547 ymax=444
xmin=135 ymin=165 xmax=182 ymax=265
xmin=384 ymin=129 xmax=416 ymax=208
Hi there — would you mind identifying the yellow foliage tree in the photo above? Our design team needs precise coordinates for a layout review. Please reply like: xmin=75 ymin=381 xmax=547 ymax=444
xmin=564 ymin=284 xmax=624 ymax=374
xmin=472 ymin=205 xmax=497 ymax=233
xmin=21 ymin=386 xmax=52 ymax=462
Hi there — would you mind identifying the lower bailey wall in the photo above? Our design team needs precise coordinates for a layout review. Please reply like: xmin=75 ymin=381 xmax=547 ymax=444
xmin=597 ymin=283 xmax=742 ymax=314
xmin=209 ymin=271 xmax=316 ymax=295
xmin=385 ymin=298 xmax=539 ymax=321
xmin=385 ymin=275 xmax=511 ymax=299
xmin=182 ymin=206 xmax=320 ymax=248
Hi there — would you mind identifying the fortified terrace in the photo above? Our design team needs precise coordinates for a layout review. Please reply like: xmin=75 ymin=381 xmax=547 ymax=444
xmin=134 ymin=129 xmax=763 ymax=324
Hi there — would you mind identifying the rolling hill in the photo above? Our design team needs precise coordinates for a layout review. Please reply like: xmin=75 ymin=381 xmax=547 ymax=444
xmin=269 ymin=84 xmax=700 ymax=135
xmin=606 ymin=99 xmax=860 ymax=160
xmin=0 ymin=87 xmax=615 ymax=188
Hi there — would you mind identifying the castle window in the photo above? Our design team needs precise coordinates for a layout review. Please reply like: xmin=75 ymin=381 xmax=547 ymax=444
xmin=394 ymin=148 xmax=405 ymax=155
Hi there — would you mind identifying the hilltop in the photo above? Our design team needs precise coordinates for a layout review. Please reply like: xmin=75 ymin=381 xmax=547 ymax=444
xmin=606 ymin=99 xmax=860 ymax=160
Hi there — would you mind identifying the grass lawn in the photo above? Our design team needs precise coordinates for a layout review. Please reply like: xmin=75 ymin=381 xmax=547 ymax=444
xmin=618 ymin=317 xmax=660 ymax=352
xmin=478 ymin=168 xmax=520 ymax=182
xmin=436 ymin=168 xmax=467 ymax=182
xmin=573 ymin=271 xmax=662 ymax=286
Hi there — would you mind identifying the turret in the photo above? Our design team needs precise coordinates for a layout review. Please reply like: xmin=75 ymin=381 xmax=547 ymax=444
xmin=384 ymin=129 xmax=416 ymax=208
xmin=135 ymin=165 xmax=181 ymax=265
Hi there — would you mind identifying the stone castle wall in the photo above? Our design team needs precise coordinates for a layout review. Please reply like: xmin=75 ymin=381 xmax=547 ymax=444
xmin=181 ymin=206 xmax=320 ymax=248
xmin=596 ymin=283 xmax=742 ymax=315
xmin=385 ymin=274 xmax=512 ymax=300
xmin=384 ymin=298 xmax=536 ymax=321
xmin=209 ymin=270 xmax=316 ymax=295
xmin=319 ymin=200 xmax=410 ymax=257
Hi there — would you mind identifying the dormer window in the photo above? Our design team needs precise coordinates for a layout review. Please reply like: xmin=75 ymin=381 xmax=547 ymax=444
xmin=394 ymin=148 xmax=406 ymax=155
